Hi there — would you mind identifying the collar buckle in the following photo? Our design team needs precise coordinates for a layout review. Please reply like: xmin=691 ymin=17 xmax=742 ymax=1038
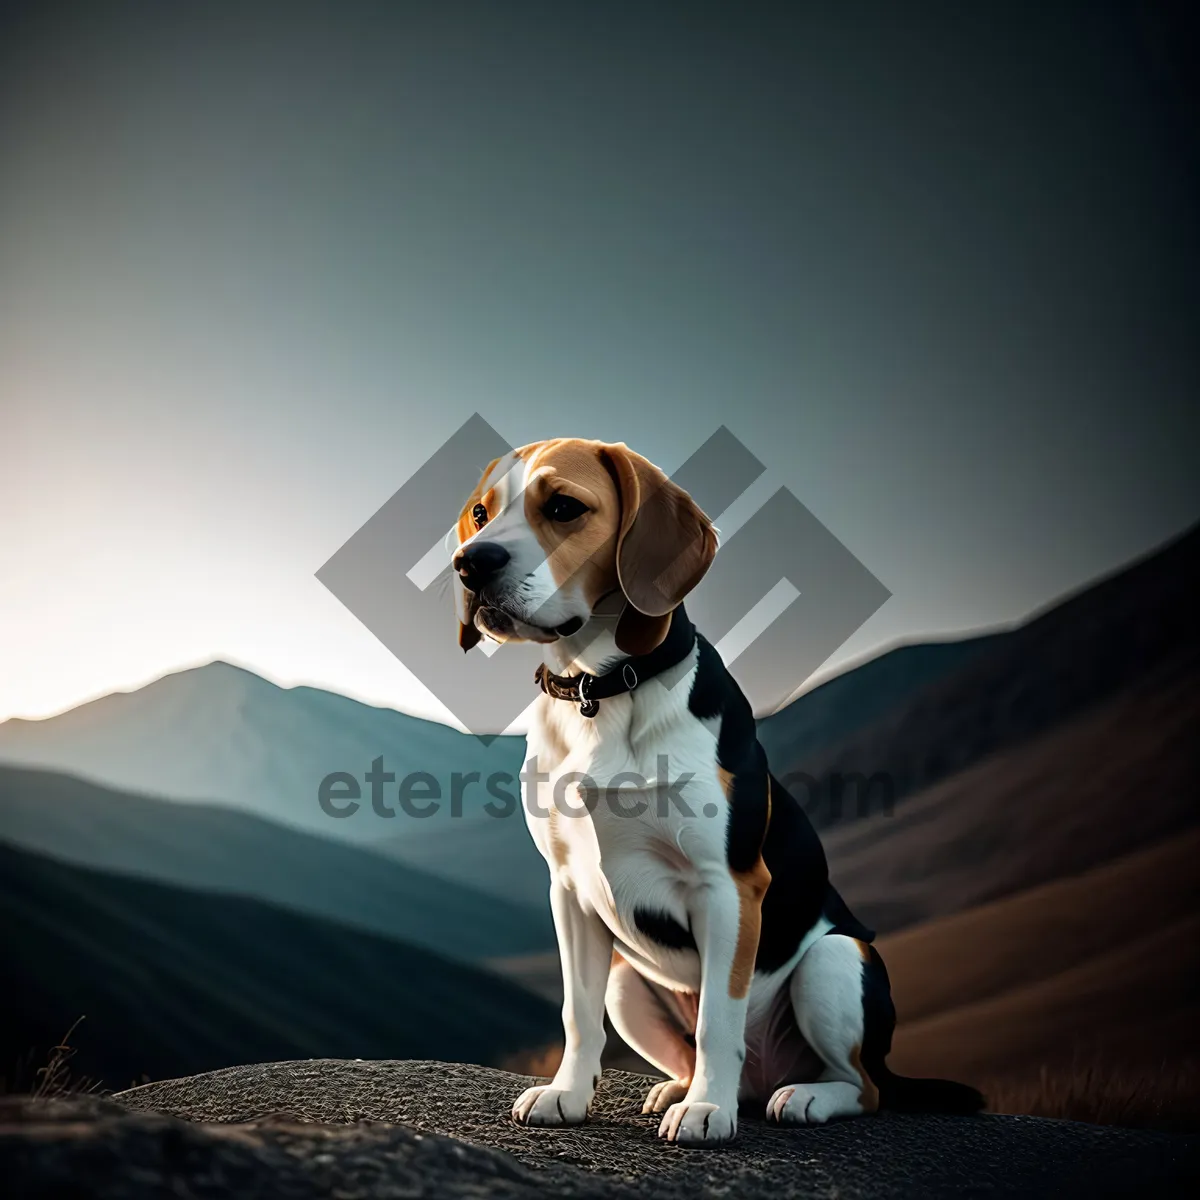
xmin=578 ymin=672 xmax=600 ymax=718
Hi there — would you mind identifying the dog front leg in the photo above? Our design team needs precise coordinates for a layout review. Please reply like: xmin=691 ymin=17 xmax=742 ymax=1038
xmin=512 ymin=879 xmax=613 ymax=1126
xmin=657 ymin=870 xmax=762 ymax=1146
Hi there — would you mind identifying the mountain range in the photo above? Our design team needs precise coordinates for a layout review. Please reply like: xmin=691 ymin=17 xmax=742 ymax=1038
xmin=0 ymin=659 xmax=526 ymax=843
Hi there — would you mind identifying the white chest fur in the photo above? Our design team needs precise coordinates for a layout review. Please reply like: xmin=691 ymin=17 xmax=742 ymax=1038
xmin=522 ymin=653 xmax=729 ymax=992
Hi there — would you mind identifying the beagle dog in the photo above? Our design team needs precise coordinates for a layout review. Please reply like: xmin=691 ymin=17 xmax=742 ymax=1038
xmin=452 ymin=438 xmax=982 ymax=1147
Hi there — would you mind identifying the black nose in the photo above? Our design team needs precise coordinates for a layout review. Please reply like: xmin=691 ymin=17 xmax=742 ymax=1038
xmin=454 ymin=541 xmax=510 ymax=591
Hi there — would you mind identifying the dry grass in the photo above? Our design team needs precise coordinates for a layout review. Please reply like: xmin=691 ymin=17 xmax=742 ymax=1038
xmin=984 ymin=1059 xmax=1200 ymax=1133
xmin=3 ymin=1017 xmax=100 ymax=1100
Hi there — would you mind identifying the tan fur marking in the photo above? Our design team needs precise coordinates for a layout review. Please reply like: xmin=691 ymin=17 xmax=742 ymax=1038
xmin=717 ymin=766 xmax=735 ymax=799
xmin=545 ymin=801 xmax=570 ymax=869
xmin=455 ymin=456 xmax=501 ymax=545
xmin=520 ymin=439 xmax=624 ymax=603
xmin=851 ymin=1043 xmax=880 ymax=1112
xmin=728 ymin=855 xmax=771 ymax=999
xmin=726 ymin=771 xmax=775 ymax=998
xmin=455 ymin=444 xmax=547 ymax=545
xmin=853 ymin=938 xmax=871 ymax=962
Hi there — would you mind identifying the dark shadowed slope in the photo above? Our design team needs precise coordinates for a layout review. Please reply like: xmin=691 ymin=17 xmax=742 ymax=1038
xmin=755 ymin=635 xmax=992 ymax=775
xmin=0 ymin=842 xmax=558 ymax=1092
xmin=771 ymin=523 xmax=1199 ymax=823
xmin=0 ymin=765 xmax=553 ymax=961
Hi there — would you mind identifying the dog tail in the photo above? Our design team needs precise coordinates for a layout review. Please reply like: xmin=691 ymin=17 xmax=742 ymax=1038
xmin=874 ymin=1066 xmax=985 ymax=1114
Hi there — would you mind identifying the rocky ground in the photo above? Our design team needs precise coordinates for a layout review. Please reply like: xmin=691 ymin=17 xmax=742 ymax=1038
xmin=3 ymin=1060 xmax=1198 ymax=1198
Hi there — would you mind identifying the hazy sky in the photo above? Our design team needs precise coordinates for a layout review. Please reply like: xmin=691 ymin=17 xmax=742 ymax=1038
xmin=2 ymin=1 xmax=1197 ymax=728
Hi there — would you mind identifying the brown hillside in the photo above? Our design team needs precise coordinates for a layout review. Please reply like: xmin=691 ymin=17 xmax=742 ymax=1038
xmin=889 ymin=909 xmax=1200 ymax=1081
xmin=879 ymin=828 xmax=1200 ymax=1027
xmin=823 ymin=651 xmax=1200 ymax=935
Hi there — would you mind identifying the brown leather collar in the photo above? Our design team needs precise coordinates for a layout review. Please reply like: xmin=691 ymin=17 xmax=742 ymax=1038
xmin=533 ymin=608 xmax=697 ymax=718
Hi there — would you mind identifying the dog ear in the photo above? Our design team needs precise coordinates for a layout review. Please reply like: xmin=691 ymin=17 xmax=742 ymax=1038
xmin=600 ymin=443 xmax=717 ymax=653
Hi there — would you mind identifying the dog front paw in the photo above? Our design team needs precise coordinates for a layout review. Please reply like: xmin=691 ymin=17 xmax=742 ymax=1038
xmin=657 ymin=1098 xmax=736 ymax=1146
xmin=511 ymin=1084 xmax=590 ymax=1127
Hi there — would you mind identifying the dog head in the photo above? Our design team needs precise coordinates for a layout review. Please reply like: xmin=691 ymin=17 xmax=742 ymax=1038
xmin=451 ymin=439 xmax=717 ymax=655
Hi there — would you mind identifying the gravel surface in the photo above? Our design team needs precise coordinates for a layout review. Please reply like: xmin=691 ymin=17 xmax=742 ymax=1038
xmin=2 ymin=1059 xmax=1196 ymax=1198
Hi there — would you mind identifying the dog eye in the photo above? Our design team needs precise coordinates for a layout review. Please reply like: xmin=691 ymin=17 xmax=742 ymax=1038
xmin=472 ymin=502 xmax=489 ymax=529
xmin=543 ymin=494 xmax=589 ymax=523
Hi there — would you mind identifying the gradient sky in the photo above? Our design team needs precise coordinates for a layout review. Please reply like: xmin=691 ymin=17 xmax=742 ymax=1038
xmin=2 ymin=1 xmax=1197 ymax=729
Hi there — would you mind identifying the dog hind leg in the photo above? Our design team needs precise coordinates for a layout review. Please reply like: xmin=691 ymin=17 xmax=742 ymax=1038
xmin=767 ymin=933 xmax=888 ymax=1125
xmin=605 ymin=955 xmax=698 ymax=1114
